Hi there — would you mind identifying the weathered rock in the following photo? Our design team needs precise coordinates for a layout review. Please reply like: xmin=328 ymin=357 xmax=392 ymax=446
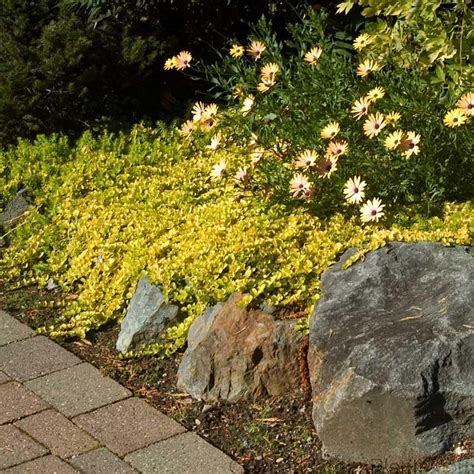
xmin=308 ymin=242 xmax=473 ymax=464
xmin=116 ymin=277 xmax=178 ymax=353
xmin=0 ymin=191 xmax=30 ymax=227
xmin=424 ymin=458 xmax=474 ymax=473
xmin=177 ymin=293 xmax=305 ymax=401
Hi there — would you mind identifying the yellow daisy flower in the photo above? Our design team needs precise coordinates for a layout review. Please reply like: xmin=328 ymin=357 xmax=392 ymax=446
xmin=261 ymin=63 xmax=280 ymax=83
xmin=179 ymin=120 xmax=194 ymax=138
xmin=175 ymin=51 xmax=192 ymax=70
xmin=229 ymin=44 xmax=245 ymax=58
xmin=365 ymin=87 xmax=385 ymax=103
xmin=351 ymin=97 xmax=370 ymax=120
xmin=320 ymin=121 xmax=340 ymax=139
xmin=456 ymin=92 xmax=474 ymax=116
xmin=164 ymin=57 xmax=177 ymax=70
xmin=247 ymin=41 xmax=266 ymax=61
xmin=363 ymin=112 xmax=386 ymax=138
xmin=384 ymin=130 xmax=404 ymax=150
xmin=304 ymin=47 xmax=323 ymax=65
xmin=400 ymin=132 xmax=420 ymax=158
xmin=357 ymin=59 xmax=381 ymax=77
xmin=443 ymin=109 xmax=468 ymax=128
xmin=326 ymin=140 xmax=349 ymax=158
xmin=241 ymin=95 xmax=255 ymax=115
xmin=386 ymin=112 xmax=401 ymax=125
xmin=200 ymin=104 xmax=219 ymax=130
xmin=295 ymin=150 xmax=318 ymax=170
xmin=353 ymin=33 xmax=372 ymax=51
xmin=257 ymin=80 xmax=275 ymax=93
xmin=233 ymin=84 xmax=244 ymax=99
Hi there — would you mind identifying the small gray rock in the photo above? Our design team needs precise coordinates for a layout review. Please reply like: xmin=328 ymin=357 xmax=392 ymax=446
xmin=46 ymin=278 xmax=58 ymax=291
xmin=116 ymin=277 xmax=178 ymax=353
xmin=0 ymin=192 xmax=30 ymax=227
xmin=308 ymin=242 xmax=473 ymax=464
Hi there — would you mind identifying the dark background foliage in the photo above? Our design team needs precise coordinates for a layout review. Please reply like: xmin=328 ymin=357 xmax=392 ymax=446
xmin=0 ymin=1 xmax=349 ymax=147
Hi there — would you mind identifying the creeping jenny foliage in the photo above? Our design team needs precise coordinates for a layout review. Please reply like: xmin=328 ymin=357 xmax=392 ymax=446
xmin=0 ymin=125 xmax=472 ymax=356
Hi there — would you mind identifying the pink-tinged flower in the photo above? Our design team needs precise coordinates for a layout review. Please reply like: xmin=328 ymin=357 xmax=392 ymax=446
xmin=247 ymin=41 xmax=266 ymax=61
xmin=360 ymin=198 xmax=385 ymax=223
xmin=326 ymin=140 xmax=348 ymax=158
xmin=351 ymin=97 xmax=370 ymax=120
xmin=233 ymin=167 xmax=250 ymax=185
xmin=363 ymin=112 xmax=386 ymax=138
xmin=320 ymin=121 xmax=340 ymax=139
xmin=400 ymin=131 xmax=420 ymax=158
xmin=290 ymin=173 xmax=312 ymax=198
xmin=295 ymin=150 xmax=318 ymax=170
xmin=456 ymin=92 xmax=474 ymax=116
xmin=210 ymin=159 xmax=226 ymax=179
xmin=175 ymin=51 xmax=192 ymax=70
xmin=316 ymin=156 xmax=338 ymax=178
xmin=179 ymin=120 xmax=194 ymax=138
xmin=343 ymin=176 xmax=366 ymax=204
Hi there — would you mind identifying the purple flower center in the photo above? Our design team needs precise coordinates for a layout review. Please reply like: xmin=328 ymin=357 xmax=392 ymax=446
xmin=371 ymin=210 xmax=377 ymax=216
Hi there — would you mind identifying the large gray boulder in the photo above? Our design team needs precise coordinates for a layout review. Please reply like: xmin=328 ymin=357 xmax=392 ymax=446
xmin=424 ymin=458 xmax=474 ymax=473
xmin=177 ymin=293 xmax=306 ymax=401
xmin=116 ymin=277 xmax=178 ymax=353
xmin=308 ymin=243 xmax=473 ymax=464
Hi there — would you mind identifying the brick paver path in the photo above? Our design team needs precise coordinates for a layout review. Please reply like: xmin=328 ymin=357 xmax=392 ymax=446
xmin=0 ymin=310 xmax=243 ymax=473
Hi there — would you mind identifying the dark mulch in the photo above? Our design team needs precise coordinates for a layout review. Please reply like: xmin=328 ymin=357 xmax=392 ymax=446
xmin=0 ymin=284 xmax=471 ymax=473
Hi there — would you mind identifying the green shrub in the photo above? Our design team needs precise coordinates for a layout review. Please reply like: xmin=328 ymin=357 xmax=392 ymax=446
xmin=0 ymin=125 xmax=472 ymax=356
xmin=173 ymin=9 xmax=473 ymax=217
xmin=336 ymin=0 xmax=473 ymax=90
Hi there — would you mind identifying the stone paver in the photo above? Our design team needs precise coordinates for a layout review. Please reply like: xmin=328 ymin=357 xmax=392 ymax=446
xmin=0 ymin=310 xmax=33 ymax=346
xmin=15 ymin=409 xmax=99 ymax=459
xmin=125 ymin=431 xmax=244 ymax=474
xmin=73 ymin=397 xmax=186 ymax=457
xmin=3 ymin=455 xmax=79 ymax=473
xmin=70 ymin=447 xmax=137 ymax=473
xmin=0 ymin=424 xmax=48 ymax=469
xmin=0 ymin=370 xmax=10 ymax=384
xmin=26 ymin=362 xmax=131 ymax=417
xmin=0 ymin=310 xmax=242 ymax=473
xmin=0 ymin=335 xmax=80 ymax=381
xmin=0 ymin=381 xmax=49 ymax=424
